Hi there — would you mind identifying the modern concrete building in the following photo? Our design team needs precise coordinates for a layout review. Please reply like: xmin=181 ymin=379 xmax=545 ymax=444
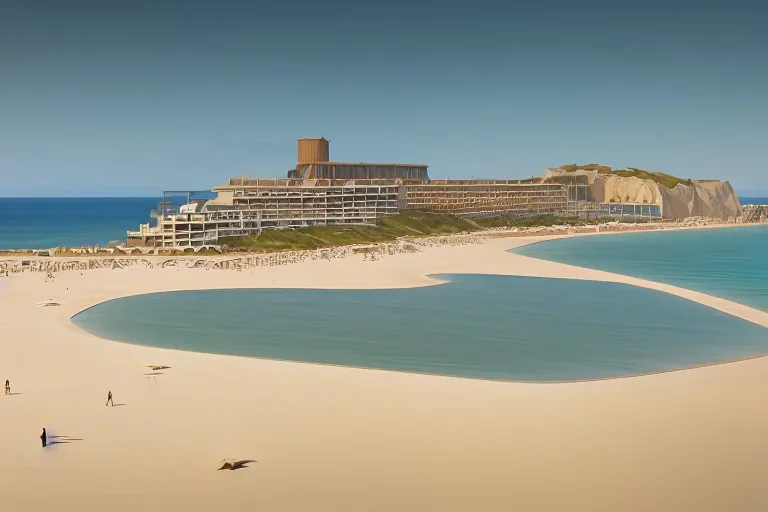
xmin=126 ymin=138 xmax=661 ymax=249
xmin=402 ymin=180 xmax=568 ymax=217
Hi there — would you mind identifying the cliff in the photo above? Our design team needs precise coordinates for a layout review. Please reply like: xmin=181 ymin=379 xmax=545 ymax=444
xmin=591 ymin=174 xmax=661 ymax=205
xmin=544 ymin=166 xmax=742 ymax=220
xmin=658 ymin=180 xmax=742 ymax=220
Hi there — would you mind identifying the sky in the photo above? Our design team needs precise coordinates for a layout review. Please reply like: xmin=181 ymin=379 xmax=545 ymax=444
xmin=0 ymin=0 xmax=766 ymax=197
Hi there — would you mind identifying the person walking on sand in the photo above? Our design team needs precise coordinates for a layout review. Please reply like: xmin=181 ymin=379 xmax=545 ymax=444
xmin=5 ymin=380 xmax=9 ymax=395
xmin=41 ymin=428 xmax=47 ymax=448
xmin=106 ymin=390 xmax=113 ymax=407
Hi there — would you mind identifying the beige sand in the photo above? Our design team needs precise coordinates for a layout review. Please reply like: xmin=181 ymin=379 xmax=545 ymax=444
xmin=1 ymin=233 xmax=767 ymax=511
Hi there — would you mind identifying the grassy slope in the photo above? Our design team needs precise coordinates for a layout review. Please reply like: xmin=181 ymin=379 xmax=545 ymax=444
xmin=220 ymin=211 xmax=623 ymax=252
xmin=612 ymin=168 xmax=692 ymax=189
xmin=558 ymin=164 xmax=691 ymax=189
xmin=220 ymin=211 xmax=481 ymax=252
xmin=558 ymin=163 xmax=613 ymax=174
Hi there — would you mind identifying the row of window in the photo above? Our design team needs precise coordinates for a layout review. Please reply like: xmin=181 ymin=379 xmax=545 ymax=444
xmin=599 ymin=203 xmax=662 ymax=216
xmin=311 ymin=165 xmax=428 ymax=180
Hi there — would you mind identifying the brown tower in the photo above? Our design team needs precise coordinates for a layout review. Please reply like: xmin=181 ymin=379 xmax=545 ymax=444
xmin=297 ymin=138 xmax=330 ymax=165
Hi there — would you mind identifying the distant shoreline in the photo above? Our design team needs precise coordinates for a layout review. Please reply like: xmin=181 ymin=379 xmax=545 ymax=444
xmin=1 ymin=218 xmax=761 ymax=261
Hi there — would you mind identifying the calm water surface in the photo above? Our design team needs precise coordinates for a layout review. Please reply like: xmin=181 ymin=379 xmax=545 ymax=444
xmin=0 ymin=197 xmax=159 ymax=249
xmin=515 ymin=225 xmax=768 ymax=312
xmin=72 ymin=274 xmax=768 ymax=382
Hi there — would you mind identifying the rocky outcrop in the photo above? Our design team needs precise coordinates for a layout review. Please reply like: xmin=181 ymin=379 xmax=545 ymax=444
xmin=543 ymin=168 xmax=742 ymax=220
xmin=656 ymin=183 xmax=694 ymax=220
xmin=592 ymin=174 xmax=661 ymax=205
xmin=658 ymin=181 xmax=742 ymax=220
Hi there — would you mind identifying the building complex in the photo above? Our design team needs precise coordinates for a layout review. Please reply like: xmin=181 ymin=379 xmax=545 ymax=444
xmin=127 ymin=138 xmax=664 ymax=248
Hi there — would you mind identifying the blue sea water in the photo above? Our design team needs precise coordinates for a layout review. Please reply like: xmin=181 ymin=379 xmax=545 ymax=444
xmin=1 ymin=196 xmax=765 ymax=250
xmin=0 ymin=197 xmax=159 ymax=249
xmin=72 ymin=274 xmax=768 ymax=382
xmin=740 ymin=197 xmax=768 ymax=205
xmin=515 ymin=225 xmax=768 ymax=312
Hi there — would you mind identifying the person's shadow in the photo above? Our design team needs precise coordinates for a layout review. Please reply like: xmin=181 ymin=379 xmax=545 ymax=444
xmin=49 ymin=435 xmax=84 ymax=445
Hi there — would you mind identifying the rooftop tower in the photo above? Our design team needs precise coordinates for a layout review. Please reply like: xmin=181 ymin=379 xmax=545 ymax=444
xmin=297 ymin=137 xmax=330 ymax=165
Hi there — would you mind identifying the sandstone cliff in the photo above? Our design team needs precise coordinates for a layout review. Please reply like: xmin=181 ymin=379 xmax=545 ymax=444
xmin=592 ymin=174 xmax=661 ymax=205
xmin=658 ymin=180 xmax=742 ymax=220
xmin=543 ymin=167 xmax=742 ymax=220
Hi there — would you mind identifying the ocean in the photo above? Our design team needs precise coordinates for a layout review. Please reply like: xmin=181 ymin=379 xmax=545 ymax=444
xmin=0 ymin=197 xmax=159 ymax=250
xmin=515 ymin=224 xmax=768 ymax=312
xmin=740 ymin=197 xmax=768 ymax=205
xmin=1 ymin=196 xmax=766 ymax=250
xmin=72 ymin=274 xmax=768 ymax=382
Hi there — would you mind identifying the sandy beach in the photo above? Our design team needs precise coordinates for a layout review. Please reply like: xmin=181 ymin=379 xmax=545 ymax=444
xmin=1 ymin=230 xmax=767 ymax=511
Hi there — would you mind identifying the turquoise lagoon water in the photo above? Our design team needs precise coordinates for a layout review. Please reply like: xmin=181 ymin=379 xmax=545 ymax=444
xmin=72 ymin=274 xmax=768 ymax=382
xmin=515 ymin=225 xmax=768 ymax=312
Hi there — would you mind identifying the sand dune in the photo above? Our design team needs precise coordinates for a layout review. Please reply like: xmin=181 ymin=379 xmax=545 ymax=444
xmin=1 ymin=231 xmax=767 ymax=511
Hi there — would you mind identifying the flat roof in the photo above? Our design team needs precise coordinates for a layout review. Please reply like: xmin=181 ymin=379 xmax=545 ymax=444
xmin=298 ymin=161 xmax=429 ymax=168
xmin=214 ymin=178 xmax=568 ymax=189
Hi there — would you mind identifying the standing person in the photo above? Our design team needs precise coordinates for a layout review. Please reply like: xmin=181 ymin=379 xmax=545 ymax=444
xmin=40 ymin=428 xmax=47 ymax=448
xmin=106 ymin=390 xmax=113 ymax=407
xmin=5 ymin=380 xmax=9 ymax=395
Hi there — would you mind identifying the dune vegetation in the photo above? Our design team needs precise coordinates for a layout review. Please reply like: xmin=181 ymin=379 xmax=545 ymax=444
xmin=220 ymin=211 xmax=621 ymax=252
xmin=220 ymin=211 xmax=480 ymax=252
xmin=612 ymin=168 xmax=692 ymax=189
xmin=558 ymin=164 xmax=692 ymax=189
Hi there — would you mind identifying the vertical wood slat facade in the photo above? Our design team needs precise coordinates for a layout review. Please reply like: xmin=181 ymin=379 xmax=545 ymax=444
xmin=297 ymin=138 xmax=330 ymax=165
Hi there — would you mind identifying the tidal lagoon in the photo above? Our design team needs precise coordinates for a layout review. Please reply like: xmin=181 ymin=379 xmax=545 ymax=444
xmin=515 ymin=225 xmax=768 ymax=312
xmin=73 ymin=273 xmax=768 ymax=382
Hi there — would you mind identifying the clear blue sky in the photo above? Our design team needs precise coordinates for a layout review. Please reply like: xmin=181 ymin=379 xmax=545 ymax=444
xmin=1 ymin=0 xmax=765 ymax=196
